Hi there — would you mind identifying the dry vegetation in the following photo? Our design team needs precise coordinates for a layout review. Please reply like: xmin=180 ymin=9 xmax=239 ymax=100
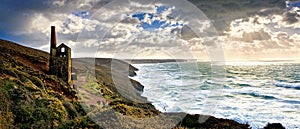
xmin=0 ymin=39 xmax=284 ymax=129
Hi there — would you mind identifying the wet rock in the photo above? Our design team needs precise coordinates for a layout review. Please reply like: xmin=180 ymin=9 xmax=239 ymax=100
xmin=130 ymin=79 xmax=144 ymax=92
xmin=264 ymin=123 xmax=285 ymax=129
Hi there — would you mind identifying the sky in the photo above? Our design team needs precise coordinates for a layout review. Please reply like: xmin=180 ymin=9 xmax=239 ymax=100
xmin=0 ymin=0 xmax=299 ymax=61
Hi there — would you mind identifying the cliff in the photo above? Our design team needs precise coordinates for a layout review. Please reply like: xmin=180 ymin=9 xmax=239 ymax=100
xmin=0 ymin=39 xmax=284 ymax=129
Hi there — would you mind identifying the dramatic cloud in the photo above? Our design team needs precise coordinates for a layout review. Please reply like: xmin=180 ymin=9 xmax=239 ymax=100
xmin=0 ymin=0 xmax=299 ymax=61
xmin=188 ymin=0 xmax=287 ymax=34
xmin=220 ymin=7 xmax=300 ymax=61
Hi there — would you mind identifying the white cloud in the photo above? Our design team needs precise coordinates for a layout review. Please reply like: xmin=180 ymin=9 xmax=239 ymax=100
xmin=72 ymin=0 xmax=216 ymax=59
xmin=3 ymin=0 xmax=299 ymax=61
xmin=219 ymin=12 xmax=300 ymax=61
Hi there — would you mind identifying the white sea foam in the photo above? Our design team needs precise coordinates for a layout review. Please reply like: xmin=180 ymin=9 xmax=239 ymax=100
xmin=274 ymin=82 xmax=300 ymax=89
xmin=132 ymin=62 xmax=300 ymax=129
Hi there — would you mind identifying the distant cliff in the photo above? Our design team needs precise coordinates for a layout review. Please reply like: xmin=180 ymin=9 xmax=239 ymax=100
xmin=0 ymin=39 xmax=284 ymax=129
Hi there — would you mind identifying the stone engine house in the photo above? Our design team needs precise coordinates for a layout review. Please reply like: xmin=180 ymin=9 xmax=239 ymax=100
xmin=49 ymin=26 xmax=72 ymax=85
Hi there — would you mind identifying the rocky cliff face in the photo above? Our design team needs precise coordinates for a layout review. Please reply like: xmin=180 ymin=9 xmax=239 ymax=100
xmin=0 ymin=39 xmax=283 ymax=129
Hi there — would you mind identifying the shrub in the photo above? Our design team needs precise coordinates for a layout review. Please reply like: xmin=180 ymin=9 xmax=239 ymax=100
xmin=0 ymin=80 xmax=15 ymax=128
xmin=35 ymin=98 xmax=68 ymax=123
xmin=28 ymin=76 xmax=43 ymax=88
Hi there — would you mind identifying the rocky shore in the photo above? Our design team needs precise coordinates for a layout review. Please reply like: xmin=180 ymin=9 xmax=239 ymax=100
xmin=0 ymin=39 xmax=285 ymax=128
xmin=73 ymin=57 xmax=285 ymax=129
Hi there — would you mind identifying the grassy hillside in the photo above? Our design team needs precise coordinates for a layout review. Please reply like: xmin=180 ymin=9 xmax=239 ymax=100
xmin=0 ymin=39 xmax=284 ymax=129
xmin=0 ymin=39 xmax=85 ymax=128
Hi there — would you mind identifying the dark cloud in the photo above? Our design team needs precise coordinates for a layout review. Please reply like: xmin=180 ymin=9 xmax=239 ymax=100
xmin=176 ymin=25 xmax=198 ymax=40
xmin=187 ymin=0 xmax=286 ymax=34
xmin=242 ymin=30 xmax=271 ymax=43
xmin=120 ymin=16 xmax=140 ymax=24
xmin=0 ymin=0 xmax=50 ymax=31
xmin=91 ymin=0 xmax=112 ymax=10
xmin=283 ymin=12 xmax=299 ymax=24
xmin=0 ymin=0 xmax=299 ymax=60
xmin=0 ymin=0 xmax=110 ymax=45
xmin=0 ymin=0 xmax=57 ymax=44
xmin=0 ymin=0 xmax=289 ymax=41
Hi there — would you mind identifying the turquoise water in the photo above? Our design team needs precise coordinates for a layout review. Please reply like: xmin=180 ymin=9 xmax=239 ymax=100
xmin=132 ymin=62 xmax=300 ymax=129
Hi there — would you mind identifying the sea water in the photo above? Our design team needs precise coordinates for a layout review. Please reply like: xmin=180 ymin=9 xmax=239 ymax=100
xmin=132 ymin=62 xmax=300 ymax=129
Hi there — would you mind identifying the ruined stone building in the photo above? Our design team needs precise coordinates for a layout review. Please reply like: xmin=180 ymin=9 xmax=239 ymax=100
xmin=49 ymin=26 xmax=72 ymax=85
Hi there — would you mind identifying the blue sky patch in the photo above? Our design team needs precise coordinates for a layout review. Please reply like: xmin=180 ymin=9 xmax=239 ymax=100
xmin=287 ymin=1 xmax=300 ymax=11
xmin=156 ymin=6 xmax=169 ymax=14
xmin=141 ymin=20 xmax=168 ymax=30
xmin=72 ymin=11 xmax=89 ymax=19
xmin=132 ymin=13 xmax=154 ymax=21
xmin=291 ymin=1 xmax=300 ymax=7
xmin=132 ymin=5 xmax=183 ymax=31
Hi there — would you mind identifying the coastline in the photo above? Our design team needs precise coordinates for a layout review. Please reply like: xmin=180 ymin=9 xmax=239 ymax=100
xmin=0 ymin=39 xmax=285 ymax=128
xmin=129 ymin=61 xmax=287 ymax=129
xmin=72 ymin=58 xmax=251 ymax=128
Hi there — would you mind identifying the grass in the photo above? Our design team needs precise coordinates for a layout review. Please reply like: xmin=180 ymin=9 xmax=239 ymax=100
xmin=0 ymin=39 xmax=267 ymax=128
xmin=0 ymin=80 xmax=15 ymax=129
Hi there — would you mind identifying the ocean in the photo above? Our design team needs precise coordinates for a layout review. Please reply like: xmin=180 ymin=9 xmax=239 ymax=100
xmin=132 ymin=62 xmax=300 ymax=129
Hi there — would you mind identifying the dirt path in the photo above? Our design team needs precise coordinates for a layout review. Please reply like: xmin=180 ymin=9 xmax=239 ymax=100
xmin=74 ymin=75 xmax=109 ymax=107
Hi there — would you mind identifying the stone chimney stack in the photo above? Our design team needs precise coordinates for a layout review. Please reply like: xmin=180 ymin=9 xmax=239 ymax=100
xmin=49 ymin=26 xmax=57 ymax=74
xmin=50 ymin=26 xmax=57 ymax=50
